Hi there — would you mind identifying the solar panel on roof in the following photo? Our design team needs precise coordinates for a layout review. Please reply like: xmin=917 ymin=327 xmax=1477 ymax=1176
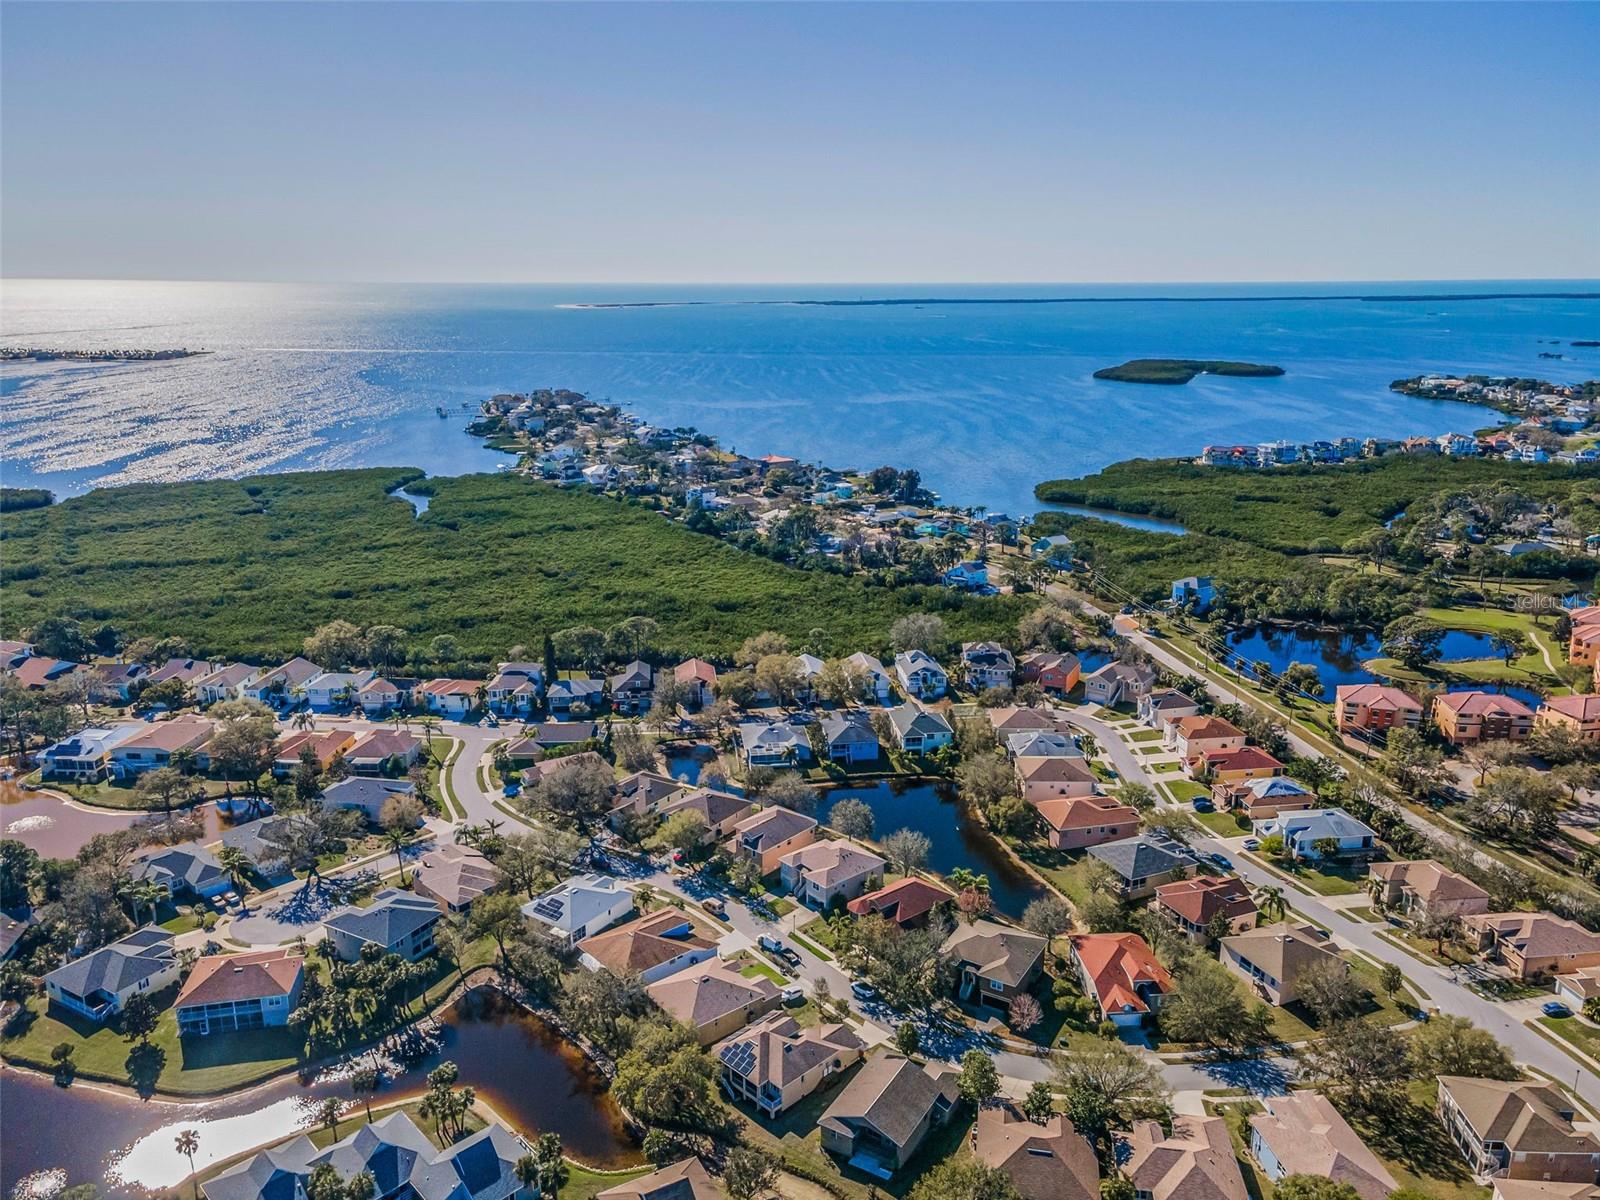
xmin=530 ymin=898 xmax=565 ymax=920
xmin=719 ymin=1039 xmax=756 ymax=1076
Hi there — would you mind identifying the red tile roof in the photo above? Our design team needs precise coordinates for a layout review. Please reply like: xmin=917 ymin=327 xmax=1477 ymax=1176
xmin=1070 ymin=932 xmax=1171 ymax=1015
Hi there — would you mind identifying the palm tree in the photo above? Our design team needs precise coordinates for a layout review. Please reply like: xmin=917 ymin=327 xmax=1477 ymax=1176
xmin=1255 ymin=884 xmax=1287 ymax=923
xmin=345 ymin=1172 xmax=376 ymax=1200
xmin=534 ymin=1133 xmax=567 ymax=1198
xmin=315 ymin=1096 xmax=342 ymax=1139
xmin=515 ymin=1156 xmax=540 ymax=1199
xmin=126 ymin=880 xmax=165 ymax=926
xmin=351 ymin=1066 xmax=380 ymax=1120
xmin=292 ymin=709 xmax=316 ymax=733
xmin=175 ymin=1130 xmax=201 ymax=1200
xmin=171 ymin=747 xmax=198 ymax=776
xmin=216 ymin=845 xmax=252 ymax=895
xmin=385 ymin=826 xmax=412 ymax=886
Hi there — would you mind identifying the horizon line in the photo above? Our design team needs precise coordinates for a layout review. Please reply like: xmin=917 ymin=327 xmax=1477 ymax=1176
xmin=6 ymin=275 xmax=1600 ymax=289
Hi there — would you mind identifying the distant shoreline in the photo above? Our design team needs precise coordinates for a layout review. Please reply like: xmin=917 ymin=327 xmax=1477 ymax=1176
xmin=0 ymin=347 xmax=208 ymax=363
xmin=563 ymin=290 xmax=1600 ymax=309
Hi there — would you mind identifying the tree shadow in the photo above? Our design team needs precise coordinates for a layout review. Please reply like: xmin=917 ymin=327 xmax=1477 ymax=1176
xmin=1346 ymin=1097 xmax=1474 ymax=1184
xmin=125 ymin=1042 xmax=167 ymax=1098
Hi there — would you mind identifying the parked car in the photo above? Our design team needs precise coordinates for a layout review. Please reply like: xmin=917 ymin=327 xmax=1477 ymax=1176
xmin=850 ymin=980 xmax=877 ymax=1002
xmin=1542 ymin=1001 xmax=1573 ymax=1018
xmin=1206 ymin=852 xmax=1231 ymax=870
xmin=700 ymin=897 xmax=727 ymax=918
xmin=1191 ymin=799 xmax=1214 ymax=813
xmin=1242 ymin=837 xmax=1261 ymax=851
xmin=781 ymin=984 xmax=805 ymax=1005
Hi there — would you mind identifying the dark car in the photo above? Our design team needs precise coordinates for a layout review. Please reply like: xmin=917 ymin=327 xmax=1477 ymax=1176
xmin=1542 ymin=1001 xmax=1573 ymax=1018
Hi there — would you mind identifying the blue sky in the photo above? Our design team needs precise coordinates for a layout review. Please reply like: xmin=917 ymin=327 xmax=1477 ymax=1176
xmin=3 ymin=2 xmax=1596 ymax=283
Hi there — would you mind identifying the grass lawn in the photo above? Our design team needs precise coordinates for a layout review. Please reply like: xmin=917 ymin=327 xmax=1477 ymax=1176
xmin=1470 ymin=974 xmax=1549 ymax=1002
xmin=40 ymin=774 xmax=236 ymax=810
xmin=1150 ymin=761 xmax=1182 ymax=774
xmin=731 ymin=951 xmax=785 ymax=986
xmin=1537 ymin=1015 xmax=1600 ymax=1065
xmin=1341 ymin=905 xmax=1382 ymax=923
xmin=1378 ymin=927 xmax=1476 ymax=968
xmin=1009 ymin=838 xmax=1097 ymax=907
xmin=1248 ymin=853 xmax=1365 ymax=896
xmin=1194 ymin=809 xmax=1250 ymax=837
xmin=564 ymin=1164 xmax=654 ymax=1200
xmin=1128 ymin=729 xmax=1164 ymax=743
xmin=789 ymin=929 xmax=832 ymax=961
xmin=1164 ymin=779 xmax=1210 ymax=802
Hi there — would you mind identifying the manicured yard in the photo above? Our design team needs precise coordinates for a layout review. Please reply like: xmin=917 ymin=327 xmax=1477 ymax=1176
xmin=1150 ymin=760 xmax=1182 ymax=774
xmin=1247 ymin=852 xmax=1365 ymax=896
xmin=789 ymin=929 xmax=833 ymax=961
xmin=1165 ymin=780 xmax=1211 ymax=802
xmin=1537 ymin=1015 xmax=1600 ymax=1065
xmin=1194 ymin=809 xmax=1250 ymax=837
xmin=1128 ymin=729 xmax=1164 ymax=743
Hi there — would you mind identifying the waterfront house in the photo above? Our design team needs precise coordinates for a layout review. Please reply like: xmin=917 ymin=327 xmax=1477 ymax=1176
xmin=945 ymin=920 xmax=1046 ymax=1010
xmin=973 ymin=1105 xmax=1099 ymax=1200
xmin=1463 ymin=911 xmax=1600 ymax=981
xmin=1116 ymin=1116 xmax=1249 ymax=1200
xmin=1334 ymin=683 xmax=1424 ymax=736
xmin=647 ymin=959 xmax=782 ymax=1045
xmin=1169 ymin=715 xmax=1246 ymax=761
xmin=1214 ymin=775 xmax=1315 ymax=819
xmin=271 ymin=728 xmax=358 ymax=777
xmin=673 ymin=658 xmax=718 ymax=708
xmin=608 ymin=660 xmax=655 ymax=714
xmin=1016 ymin=754 xmax=1098 ymax=802
xmin=176 ymin=949 xmax=304 ymax=1037
xmin=131 ymin=843 xmax=231 ymax=900
xmin=819 ymin=1054 xmax=960 ymax=1177
xmin=322 ymin=776 xmax=418 ymax=825
xmin=847 ymin=877 xmax=953 ymax=929
xmin=577 ymin=908 xmax=717 ymax=984
xmin=1221 ymin=922 xmax=1342 ymax=1006
xmin=242 ymin=657 xmax=321 ymax=709
xmin=1253 ymin=807 xmax=1378 ymax=860
xmin=607 ymin=770 xmax=689 ymax=828
xmin=194 ymin=663 xmax=261 ymax=706
xmin=1199 ymin=745 xmax=1287 ymax=784
xmin=780 ymin=841 xmax=886 ymax=909
xmin=1088 ymin=834 xmax=1199 ymax=899
xmin=1034 ymin=795 xmax=1139 ymax=851
xmin=412 ymin=845 xmax=500 ymax=913
xmin=725 ymin=807 xmax=819 ymax=874
xmin=845 ymin=652 xmax=894 ymax=702
xmin=1171 ymin=576 xmax=1221 ymax=614
xmin=1368 ymin=860 xmax=1490 ymax=921
xmin=894 ymin=650 xmax=947 ymax=699
xmin=1249 ymin=1091 xmax=1398 ymax=1200
xmin=887 ymin=704 xmax=953 ymax=754
xmin=961 ymin=641 xmax=1016 ymax=691
xmin=1138 ymin=687 xmax=1202 ymax=730
xmin=343 ymin=729 xmax=423 ymax=774
xmin=522 ymin=873 xmax=634 ymax=946
xmin=1537 ymin=694 xmax=1600 ymax=742
xmin=1154 ymin=876 xmax=1258 ymax=943
xmin=303 ymin=670 xmax=375 ymax=711
xmin=944 ymin=560 xmax=990 ymax=591
xmin=1069 ymin=931 xmax=1172 ymax=1025
xmin=656 ymin=788 xmax=753 ymax=841
xmin=737 ymin=719 xmax=813 ymax=768
xmin=819 ymin=711 xmax=880 ymax=763
xmin=414 ymin=677 xmax=480 ymax=717
xmin=1 ymin=913 xmax=34 ymax=962
xmin=203 ymin=1111 xmax=534 ymax=1200
xmin=716 ymin=1011 xmax=865 ymax=1117
xmin=1030 ymin=533 xmax=1075 ymax=562
xmin=1082 ymin=660 xmax=1157 ymax=706
xmin=1437 ymin=1077 xmax=1600 ymax=1183
xmin=1019 ymin=650 xmax=1082 ymax=695
xmin=322 ymin=889 xmax=441 ymax=963
xmin=1432 ymin=690 xmax=1535 ymax=745
xmin=38 ymin=724 xmax=141 ymax=782
xmin=109 ymin=717 xmax=215 ymax=779
xmin=44 ymin=927 xmax=178 ymax=1023
xmin=596 ymin=1158 xmax=721 ymax=1200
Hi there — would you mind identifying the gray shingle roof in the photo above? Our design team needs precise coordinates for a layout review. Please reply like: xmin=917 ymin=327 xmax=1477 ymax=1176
xmin=322 ymin=776 xmax=415 ymax=811
xmin=323 ymin=889 xmax=441 ymax=948
xmin=45 ymin=927 xmax=175 ymax=998
xmin=1089 ymin=835 xmax=1196 ymax=881
xmin=132 ymin=843 xmax=227 ymax=893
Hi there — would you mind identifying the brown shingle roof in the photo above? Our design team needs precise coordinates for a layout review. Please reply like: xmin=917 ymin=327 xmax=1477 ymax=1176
xmin=646 ymin=961 xmax=779 ymax=1030
xmin=578 ymin=909 xmax=714 ymax=973
xmin=1248 ymin=1092 xmax=1397 ymax=1200
xmin=176 ymin=949 xmax=303 ymax=1008
xmin=974 ymin=1104 xmax=1099 ymax=1200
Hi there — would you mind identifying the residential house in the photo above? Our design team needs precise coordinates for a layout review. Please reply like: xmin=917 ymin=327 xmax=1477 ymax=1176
xmin=973 ymin=1105 xmax=1099 ymax=1200
xmin=818 ymin=1054 xmax=961 ymax=1177
xmin=303 ymin=671 xmax=374 ymax=711
xmin=1069 ymin=931 xmax=1173 ymax=1026
xmin=1116 ymin=1117 xmax=1249 ymax=1200
xmin=1088 ymin=834 xmax=1200 ymax=899
xmin=131 ymin=843 xmax=231 ymax=900
xmin=1463 ymin=912 xmax=1600 ymax=981
xmin=716 ymin=1012 xmax=865 ymax=1117
xmin=845 ymin=652 xmax=893 ymax=703
xmin=109 ymin=717 xmax=214 ymax=779
xmin=1034 ymin=795 xmax=1138 ymax=851
xmin=944 ymin=560 xmax=990 ymax=590
xmin=203 ymin=1111 xmax=535 ymax=1200
xmin=989 ymin=706 xmax=1061 ymax=737
xmin=1170 ymin=715 xmax=1246 ymax=762
xmin=1005 ymin=729 xmax=1079 ymax=760
xmin=352 ymin=677 xmax=404 ymax=715
xmin=1568 ymin=610 xmax=1600 ymax=666
xmin=44 ymin=928 xmax=179 ymax=1022
xmin=1082 ymin=660 xmax=1157 ymax=707
xmin=657 ymin=788 xmax=754 ymax=842
xmin=91 ymin=662 xmax=147 ymax=703
xmin=1537 ymin=694 xmax=1600 ymax=742
xmin=887 ymin=705 xmax=953 ymax=754
xmin=1494 ymin=1183 xmax=1600 ymax=1200
xmin=321 ymin=776 xmax=417 ymax=824
xmin=674 ymin=658 xmax=718 ymax=709
xmin=819 ymin=712 xmax=880 ymax=764
xmin=893 ymin=651 xmax=947 ymax=700
xmin=961 ymin=642 xmax=1016 ymax=691
xmin=38 ymin=724 xmax=140 ymax=782
xmin=176 ymin=949 xmax=304 ymax=1037
xmin=780 ymin=841 xmax=885 ymax=908
xmin=522 ymin=873 xmax=634 ymax=946
xmin=738 ymin=720 xmax=813 ymax=768
xmin=1437 ymin=1076 xmax=1600 ymax=1182
xmin=1432 ymin=691 xmax=1536 ymax=746
xmin=607 ymin=770 xmax=689 ymax=828
xmin=647 ymin=959 xmax=782 ymax=1045
xmin=847 ymin=878 xmax=953 ymax=929
xmin=577 ymin=909 xmax=717 ymax=984
xmin=412 ymin=845 xmax=500 ymax=914
xmin=0 ymin=912 xmax=33 ymax=962
xmin=7 ymin=656 xmax=85 ymax=690
xmin=1368 ymin=860 xmax=1490 ymax=920
xmin=944 ymin=920 xmax=1046 ymax=1010
xmin=1249 ymin=1091 xmax=1398 ymax=1200
xmin=1335 ymin=684 xmax=1425 ymax=736
xmin=1253 ymin=808 xmax=1378 ymax=860
xmin=271 ymin=728 xmax=358 ymax=778
xmin=1154 ymin=876 xmax=1259 ymax=943
xmin=220 ymin=814 xmax=302 ymax=880
xmin=608 ymin=661 xmax=655 ymax=715
xmin=242 ymin=657 xmax=321 ymax=709
xmin=195 ymin=663 xmax=261 ymax=706
xmin=485 ymin=663 xmax=543 ymax=717
xmin=343 ymin=729 xmax=423 ymax=774
xmin=595 ymin=1157 xmax=722 ymax=1200
xmin=515 ymin=722 xmax=598 ymax=755
xmin=793 ymin=654 xmax=826 ymax=704
xmin=1555 ymin=966 xmax=1600 ymax=1007
xmin=1220 ymin=922 xmax=1342 ymax=1006
xmin=414 ymin=677 xmax=480 ymax=718
xmin=1030 ymin=533 xmax=1075 ymax=562
xmin=1138 ymin=688 xmax=1202 ymax=730
xmin=143 ymin=656 xmax=219 ymax=688
xmin=1202 ymin=745 xmax=1286 ymax=789
xmin=547 ymin=677 xmax=604 ymax=717
xmin=1019 ymin=651 xmax=1082 ymax=695
xmin=1214 ymin=775 xmax=1315 ymax=819
xmin=1016 ymin=755 xmax=1098 ymax=803
xmin=322 ymin=889 xmax=441 ymax=963
xmin=1171 ymin=576 xmax=1221 ymax=614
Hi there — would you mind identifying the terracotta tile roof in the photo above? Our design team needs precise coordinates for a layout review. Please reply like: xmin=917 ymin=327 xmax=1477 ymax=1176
xmin=578 ymin=909 xmax=714 ymax=974
xmin=1070 ymin=932 xmax=1171 ymax=1014
xmin=674 ymin=658 xmax=718 ymax=684
xmin=1434 ymin=690 xmax=1535 ymax=719
xmin=1540 ymin=694 xmax=1600 ymax=722
xmin=847 ymin=877 xmax=953 ymax=925
xmin=1200 ymin=746 xmax=1284 ymax=772
xmin=1033 ymin=796 xmax=1138 ymax=834
xmin=1174 ymin=715 xmax=1244 ymax=740
xmin=1154 ymin=876 xmax=1257 ymax=926
xmin=1334 ymin=683 xmax=1423 ymax=711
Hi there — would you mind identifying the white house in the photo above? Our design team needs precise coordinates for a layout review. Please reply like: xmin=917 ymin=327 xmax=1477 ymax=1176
xmin=780 ymin=841 xmax=886 ymax=909
xmin=302 ymin=671 xmax=375 ymax=711
xmin=414 ymin=678 xmax=479 ymax=717
xmin=845 ymin=652 xmax=893 ymax=703
xmin=44 ymin=928 xmax=179 ymax=1023
xmin=38 ymin=724 xmax=141 ymax=782
xmin=894 ymin=651 xmax=948 ymax=700
xmin=521 ymin=873 xmax=635 ymax=947
xmin=175 ymin=949 xmax=304 ymax=1037
xmin=738 ymin=720 xmax=813 ymax=768
xmin=1252 ymin=807 xmax=1379 ymax=860
xmin=194 ymin=663 xmax=261 ymax=706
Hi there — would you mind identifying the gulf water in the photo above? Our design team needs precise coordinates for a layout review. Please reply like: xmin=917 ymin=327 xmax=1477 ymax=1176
xmin=2 ymin=280 xmax=1596 ymax=515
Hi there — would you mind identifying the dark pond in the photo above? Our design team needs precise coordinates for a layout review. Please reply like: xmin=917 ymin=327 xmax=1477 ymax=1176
xmin=819 ymin=779 xmax=1048 ymax=917
xmin=662 ymin=743 xmax=715 ymax=786
xmin=1225 ymin=626 xmax=1511 ymax=693
xmin=0 ymin=995 xmax=638 ymax=1199
xmin=1041 ymin=502 xmax=1189 ymax=536
xmin=0 ymin=782 xmax=230 ymax=859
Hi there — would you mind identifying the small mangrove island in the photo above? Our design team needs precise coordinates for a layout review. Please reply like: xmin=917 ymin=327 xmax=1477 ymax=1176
xmin=0 ymin=347 xmax=207 ymax=363
xmin=1092 ymin=358 xmax=1284 ymax=385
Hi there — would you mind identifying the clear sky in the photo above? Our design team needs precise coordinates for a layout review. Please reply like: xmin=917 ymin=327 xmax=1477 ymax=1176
xmin=3 ymin=2 xmax=1596 ymax=284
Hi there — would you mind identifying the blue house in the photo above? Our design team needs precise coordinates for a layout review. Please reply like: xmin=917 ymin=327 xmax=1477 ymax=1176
xmin=1170 ymin=576 xmax=1220 ymax=614
xmin=944 ymin=561 xmax=989 ymax=591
